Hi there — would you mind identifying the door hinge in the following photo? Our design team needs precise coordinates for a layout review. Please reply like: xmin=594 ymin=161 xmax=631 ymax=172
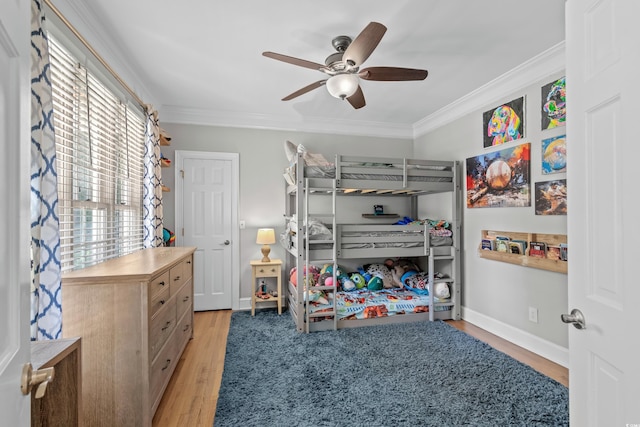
xmin=182 ymin=228 xmax=184 ymax=236
xmin=180 ymin=169 xmax=184 ymax=178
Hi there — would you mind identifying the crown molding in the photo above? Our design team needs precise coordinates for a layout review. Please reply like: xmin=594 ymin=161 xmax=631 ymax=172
xmin=159 ymin=105 xmax=415 ymax=139
xmin=413 ymin=41 xmax=565 ymax=138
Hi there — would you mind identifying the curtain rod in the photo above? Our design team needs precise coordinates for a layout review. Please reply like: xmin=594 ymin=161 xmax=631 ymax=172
xmin=43 ymin=0 xmax=147 ymax=111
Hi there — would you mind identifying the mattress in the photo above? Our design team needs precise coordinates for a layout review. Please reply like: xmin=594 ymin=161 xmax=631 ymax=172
xmin=307 ymin=288 xmax=450 ymax=321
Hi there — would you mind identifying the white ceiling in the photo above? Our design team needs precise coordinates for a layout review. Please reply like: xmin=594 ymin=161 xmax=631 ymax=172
xmin=57 ymin=0 xmax=566 ymax=137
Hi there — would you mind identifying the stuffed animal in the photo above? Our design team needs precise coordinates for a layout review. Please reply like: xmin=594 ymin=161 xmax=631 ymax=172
xmin=362 ymin=263 xmax=394 ymax=289
xmin=367 ymin=276 xmax=383 ymax=291
xmin=350 ymin=273 xmax=367 ymax=289
xmin=289 ymin=264 xmax=320 ymax=287
xmin=323 ymin=264 xmax=356 ymax=291
xmin=388 ymin=258 xmax=421 ymax=288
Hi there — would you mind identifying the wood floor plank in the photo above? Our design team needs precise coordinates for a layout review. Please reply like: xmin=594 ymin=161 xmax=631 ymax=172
xmin=153 ymin=310 xmax=568 ymax=427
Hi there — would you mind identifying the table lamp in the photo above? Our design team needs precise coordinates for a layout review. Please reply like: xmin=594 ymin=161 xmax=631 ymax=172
xmin=256 ymin=228 xmax=276 ymax=262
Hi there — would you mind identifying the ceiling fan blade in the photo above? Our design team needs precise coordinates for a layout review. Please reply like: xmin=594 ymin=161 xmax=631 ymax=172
xmin=346 ymin=85 xmax=366 ymax=109
xmin=359 ymin=67 xmax=428 ymax=81
xmin=342 ymin=22 xmax=387 ymax=67
xmin=262 ymin=51 xmax=325 ymax=71
xmin=282 ymin=80 xmax=327 ymax=101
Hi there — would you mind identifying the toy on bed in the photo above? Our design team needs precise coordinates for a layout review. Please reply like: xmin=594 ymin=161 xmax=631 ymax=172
xmin=354 ymin=262 xmax=394 ymax=290
xmin=388 ymin=258 xmax=421 ymax=288
xmin=318 ymin=264 xmax=356 ymax=291
xmin=289 ymin=264 xmax=321 ymax=287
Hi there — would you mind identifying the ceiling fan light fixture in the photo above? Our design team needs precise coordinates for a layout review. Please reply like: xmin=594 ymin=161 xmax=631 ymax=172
xmin=326 ymin=74 xmax=359 ymax=100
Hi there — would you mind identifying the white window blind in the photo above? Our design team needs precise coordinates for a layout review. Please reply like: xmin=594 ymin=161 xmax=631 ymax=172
xmin=49 ymin=36 xmax=146 ymax=271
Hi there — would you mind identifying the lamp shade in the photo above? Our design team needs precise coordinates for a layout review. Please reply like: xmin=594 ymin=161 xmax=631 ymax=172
xmin=256 ymin=228 xmax=276 ymax=262
xmin=326 ymin=74 xmax=359 ymax=99
xmin=256 ymin=228 xmax=276 ymax=244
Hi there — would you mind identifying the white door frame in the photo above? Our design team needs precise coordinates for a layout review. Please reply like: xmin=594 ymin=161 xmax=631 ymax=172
xmin=175 ymin=150 xmax=240 ymax=310
xmin=0 ymin=0 xmax=32 ymax=424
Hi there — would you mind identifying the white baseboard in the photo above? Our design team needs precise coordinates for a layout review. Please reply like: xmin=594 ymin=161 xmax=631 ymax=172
xmin=461 ymin=306 xmax=569 ymax=368
xmin=238 ymin=297 xmax=279 ymax=312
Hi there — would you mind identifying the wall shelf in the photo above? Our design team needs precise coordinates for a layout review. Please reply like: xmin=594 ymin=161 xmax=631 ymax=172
xmin=362 ymin=214 xmax=400 ymax=219
xmin=477 ymin=230 xmax=567 ymax=274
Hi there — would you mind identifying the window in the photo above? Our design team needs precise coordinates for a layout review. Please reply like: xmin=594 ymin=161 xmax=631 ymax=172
xmin=49 ymin=36 xmax=146 ymax=271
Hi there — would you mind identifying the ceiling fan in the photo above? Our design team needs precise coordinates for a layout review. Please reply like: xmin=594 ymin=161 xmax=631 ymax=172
xmin=262 ymin=22 xmax=428 ymax=109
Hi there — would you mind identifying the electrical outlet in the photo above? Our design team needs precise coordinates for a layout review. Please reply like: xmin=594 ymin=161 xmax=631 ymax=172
xmin=528 ymin=307 xmax=539 ymax=323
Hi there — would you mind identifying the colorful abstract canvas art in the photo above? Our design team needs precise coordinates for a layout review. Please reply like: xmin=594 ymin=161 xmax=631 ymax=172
xmin=482 ymin=96 xmax=525 ymax=148
xmin=541 ymin=77 xmax=566 ymax=129
xmin=541 ymin=134 xmax=566 ymax=174
xmin=466 ymin=142 xmax=531 ymax=208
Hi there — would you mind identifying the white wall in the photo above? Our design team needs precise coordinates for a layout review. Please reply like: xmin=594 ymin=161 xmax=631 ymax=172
xmin=158 ymin=124 xmax=413 ymax=301
xmin=414 ymin=73 xmax=569 ymax=355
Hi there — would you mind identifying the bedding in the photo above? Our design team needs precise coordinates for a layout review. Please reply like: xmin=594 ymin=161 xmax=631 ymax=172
xmin=283 ymin=141 xmax=452 ymax=187
xmin=306 ymin=288 xmax=450 ymax=320
xmin=282 ymin=218 xmax=454 ymax=252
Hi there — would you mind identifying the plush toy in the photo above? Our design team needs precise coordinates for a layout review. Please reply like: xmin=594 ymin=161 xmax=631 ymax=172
xmin=322 ymin=264 xmax=356 ymax=291
xmin=350 ymin=273 xmax=367 ymax=289
xmin=434 ymin=282 xmax=451 ymax=299
xmin=388 ymin=258 xmax=421 ymax=288
xmin=289 ymin=264 xmax=320 ymax=287
xmin=367 ymin=276 xmax=384 ymax=291
xmin=362 ymin=263 xmax=394 ymax=289
xmin=318 ymin=272 xmax=333 ymax=286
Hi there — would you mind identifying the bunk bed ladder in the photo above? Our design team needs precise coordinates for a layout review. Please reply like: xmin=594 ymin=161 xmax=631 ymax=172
xmin=304 ymin=177 xmax=338 ymax=332
xmin=450 ymin=161 xmax=462 ymax=320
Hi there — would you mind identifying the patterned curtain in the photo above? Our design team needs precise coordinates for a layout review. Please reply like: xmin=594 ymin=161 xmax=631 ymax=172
xmin=143 ymin=107 xmax=164 ymax=248
xmin=30 ymin=0 xmax=62 ymax=340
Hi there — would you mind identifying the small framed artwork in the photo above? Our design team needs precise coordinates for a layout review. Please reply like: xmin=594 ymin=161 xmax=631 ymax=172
xmin=541 ymin=134 xmax=566 ymax=174
xmin=466 ymin=142 xmax=531 ymax=208
xmin=541 ymin=76 xmax=566 ymax=130
xmin=483 ymin=96 xmax=525 ymax=148
xmin=534 ymin=179 xmax=567 ymax=215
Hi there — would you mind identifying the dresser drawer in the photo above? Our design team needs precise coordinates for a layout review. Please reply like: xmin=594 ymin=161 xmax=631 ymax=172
xmin=150 ymin=285 xmax=170 ymax=318
xmin=150 ymin=334 xmax=178 ymax=410
xmin=176 ymin=280 xmax=193 ymax=320
xmin=176 ymin=308 xmax=193 ymax=352
xmin=150 ymin=271 xmax=170 ymax=300
xmin=182 ymin=255 xmax=193 ymax=281
xmin=150 ymin=301 xmax=176 ymax=360
xmin=169 ymin=261 xmax=185 ymax=295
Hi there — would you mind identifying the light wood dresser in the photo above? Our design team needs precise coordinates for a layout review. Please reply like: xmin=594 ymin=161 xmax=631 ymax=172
xmin=61 ymin=247 xmax=196 ymax=427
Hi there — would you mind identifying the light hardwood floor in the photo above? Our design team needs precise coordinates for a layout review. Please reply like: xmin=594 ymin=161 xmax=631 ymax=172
xmin=152 ymin=310 xmax=569 ymax=427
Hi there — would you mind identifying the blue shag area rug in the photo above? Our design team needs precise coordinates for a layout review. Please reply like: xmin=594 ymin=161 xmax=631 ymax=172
xmin=214 ymin=310 xmax=568 ymax=427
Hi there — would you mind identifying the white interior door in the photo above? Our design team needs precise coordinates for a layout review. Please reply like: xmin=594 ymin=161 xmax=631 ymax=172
xmin=0 ymin=0 xmax=32 ymax=425
xmin=566 ymin=0 xmax=640 ymax=425
xmin=176 ymin=151 xmax=239 ymax=311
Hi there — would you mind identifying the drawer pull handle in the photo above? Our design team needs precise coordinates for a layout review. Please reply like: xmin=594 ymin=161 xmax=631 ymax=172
xmin=159 ymin=300 xmax=165 ymax=305
xmin=183 ymin=324 xmax=190 ymax=332
xmin=162 ymin=321 xmax=171 ymax=331
xmin=187 ymin=260 xmax=191 ymax=264
xmin=270 ymin=268 xmax=275 ymax=273
xmin=161 ymin=359 xmax=171 ymax=371
xmin=159 ymin=281 xmax=166 ymax=286
xmin=259 ymin=269 xmax=264 ymax=273
xmin=183 ymin=296 xmax=190 ymax=302
xmin=174 ymin=276 xmax=181 ymax=281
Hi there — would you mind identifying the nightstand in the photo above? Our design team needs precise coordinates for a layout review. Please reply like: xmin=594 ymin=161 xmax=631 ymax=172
xmin=250 ymin=259 xmax=282 ymax=316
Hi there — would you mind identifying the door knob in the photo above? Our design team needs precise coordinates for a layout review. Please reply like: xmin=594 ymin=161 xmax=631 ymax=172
xmin=21 ymin=363 xmax=55 ymax=399
xmin=561 ymin=308 xmax=586 ymax=329
xmin=222 ymin=240 xmax=230 ymax=245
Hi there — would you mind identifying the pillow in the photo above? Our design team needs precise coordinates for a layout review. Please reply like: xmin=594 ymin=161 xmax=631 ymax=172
xmin=283 ymin=140 xmax=331 ymax=167
xmin=284 ymin=140 xmax=297 ymax=162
